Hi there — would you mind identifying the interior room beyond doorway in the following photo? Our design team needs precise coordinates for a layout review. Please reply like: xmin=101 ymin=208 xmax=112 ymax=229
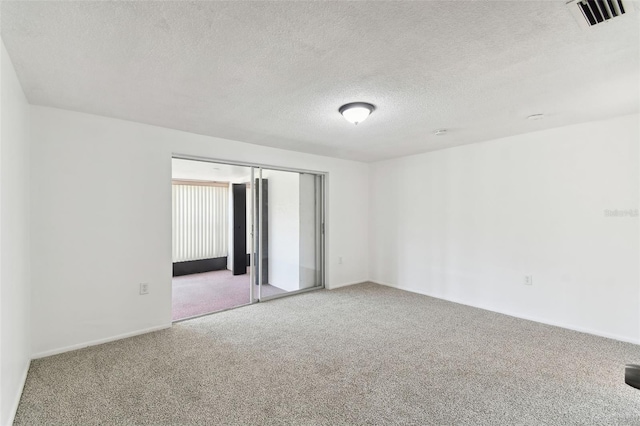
xmin=171 ymin=158 xmax=325 ymax=321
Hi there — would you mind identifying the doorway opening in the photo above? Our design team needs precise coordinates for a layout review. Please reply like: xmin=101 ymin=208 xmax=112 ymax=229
xmin=171 ymin=157 xmax=325 ymax=321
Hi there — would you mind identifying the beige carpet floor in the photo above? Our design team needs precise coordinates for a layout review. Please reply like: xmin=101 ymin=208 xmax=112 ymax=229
xmin=14 ymin=283 xmax=640 ymax=425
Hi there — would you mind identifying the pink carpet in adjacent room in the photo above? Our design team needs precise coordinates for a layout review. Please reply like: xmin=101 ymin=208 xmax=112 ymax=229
xmin=172 ymin=269 xmax=286 ymax=321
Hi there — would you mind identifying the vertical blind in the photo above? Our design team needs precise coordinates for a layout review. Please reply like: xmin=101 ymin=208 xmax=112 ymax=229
xmin=172 ymin=183 xmax=228 ymax=262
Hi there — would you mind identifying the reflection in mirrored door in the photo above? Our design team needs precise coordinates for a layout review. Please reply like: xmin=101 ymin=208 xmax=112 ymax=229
xmin=171 ymin=157 xmax=325 ymax=322
xmin=253 ymin=168 xmax=325 ymax=300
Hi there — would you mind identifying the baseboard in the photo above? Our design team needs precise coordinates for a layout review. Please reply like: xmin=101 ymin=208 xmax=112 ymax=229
xmin=173 ymin=256 xmax=228 ymax=276
xmin=327 ymin=280 xmax=370 ymax=290
xmin=372 ymin=280 xmax=640 ymax=345
xmin=31 ymin=324 xmax=172 ymax=359
xmin=5 ymin=359 xmax=30 ymax=426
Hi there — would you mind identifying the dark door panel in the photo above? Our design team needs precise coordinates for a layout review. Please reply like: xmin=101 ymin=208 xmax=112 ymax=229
xmin=232 ymin=183 xmax=247 ymax=275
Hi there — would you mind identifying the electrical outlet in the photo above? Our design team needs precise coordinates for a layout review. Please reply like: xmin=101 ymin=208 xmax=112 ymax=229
xmin=338 ymin=256 xmax=343 ymax=265
xmin=524 ymin=275 xmax=533 ymax=286
xmin=139 ymin=283 xmax=149 ymax=295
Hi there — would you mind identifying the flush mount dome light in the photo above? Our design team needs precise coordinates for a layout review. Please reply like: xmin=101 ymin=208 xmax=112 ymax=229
xmin=339 ymin=102 xmax=375 ymax=125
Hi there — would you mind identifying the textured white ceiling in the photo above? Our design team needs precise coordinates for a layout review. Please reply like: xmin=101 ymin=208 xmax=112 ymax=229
xmin=1 ymin=1 xmax=638 ymax=162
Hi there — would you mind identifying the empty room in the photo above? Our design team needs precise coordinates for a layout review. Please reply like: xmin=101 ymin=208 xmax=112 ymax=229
xmin=1 ymin=1 xmax=639 ymax=425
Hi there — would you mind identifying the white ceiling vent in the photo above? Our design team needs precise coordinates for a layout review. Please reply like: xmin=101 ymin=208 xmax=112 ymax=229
xmin=567 ymin=0 xmax=632 ymax=28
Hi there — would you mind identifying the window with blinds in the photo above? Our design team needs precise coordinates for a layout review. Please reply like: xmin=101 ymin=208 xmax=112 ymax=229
xmin=172 ymin=182 xmax=229 ymax=262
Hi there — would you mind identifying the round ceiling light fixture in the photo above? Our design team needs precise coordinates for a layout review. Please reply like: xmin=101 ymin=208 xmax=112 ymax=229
xmin=339 ymin=102 xmax=375 ymax=125
xmin=434 ymin=129 xmax=447 ymax=136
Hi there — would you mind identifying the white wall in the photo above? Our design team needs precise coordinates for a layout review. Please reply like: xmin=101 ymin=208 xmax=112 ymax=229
xmin=0 ymin=42 xmax=31 ymax=426
xmin=30 ymin=105 xmax=370 ymax=357
xmin=264 ymin=169 xmax=300 ymax=291
xmin=370 ymin=114 xmax=640 ymax=343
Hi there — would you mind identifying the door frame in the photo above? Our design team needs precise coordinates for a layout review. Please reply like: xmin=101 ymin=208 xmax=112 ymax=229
xmin=171 ymin=154 xmax=327 ymax=306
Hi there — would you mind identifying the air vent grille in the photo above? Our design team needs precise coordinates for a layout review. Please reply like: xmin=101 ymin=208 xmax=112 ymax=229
xmin=576 ymin=0 xmax=626 ymax=25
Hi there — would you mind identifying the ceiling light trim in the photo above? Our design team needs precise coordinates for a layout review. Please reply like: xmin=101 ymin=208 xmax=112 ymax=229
xmin=339 ymin=102 xmax=376 ymax=125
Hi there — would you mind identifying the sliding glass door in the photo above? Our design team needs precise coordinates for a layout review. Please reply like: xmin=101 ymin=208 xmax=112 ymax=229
xmin=252 ymin=167 xmax=325 ymax=301
xmin=171 ymin=156 xmax=325 ymax=321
